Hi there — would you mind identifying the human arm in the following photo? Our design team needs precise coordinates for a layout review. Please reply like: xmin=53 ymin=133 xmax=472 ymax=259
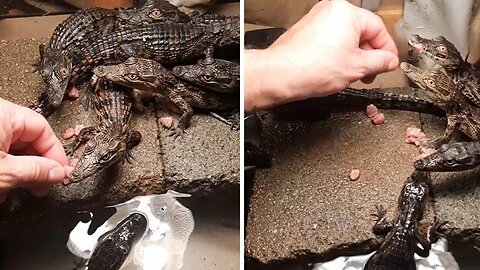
xmin=244 ymin=0 xmax=399 ymax=112
xmin=0 ymin=98 xmax=72 ymax=203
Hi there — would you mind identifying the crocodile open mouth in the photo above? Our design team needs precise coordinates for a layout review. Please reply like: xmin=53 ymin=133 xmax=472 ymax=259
xmin=408 ymin=40 xmax=424 ymax=52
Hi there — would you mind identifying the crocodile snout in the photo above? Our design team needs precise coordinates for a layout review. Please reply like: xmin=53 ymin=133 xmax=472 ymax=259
xmin=414 ymin=159 xmax=427 ymax=170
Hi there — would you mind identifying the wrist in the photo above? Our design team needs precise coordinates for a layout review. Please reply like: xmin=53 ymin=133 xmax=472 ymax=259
xmin=244 ymin=49 xmax=297 ymax=111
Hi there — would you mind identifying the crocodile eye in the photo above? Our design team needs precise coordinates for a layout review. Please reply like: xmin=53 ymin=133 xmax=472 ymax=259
xmin=149 ymin=9 xmax=162 ymax=19
xmin=445 ymin=159 xmax=455 ymax=166
xmin=127 ymin=74 xmax=138 ymax=81
xmin=60 ymin=67 xmax=68 ymax=78
xmin=426 ymin=79 xmax=435 ymax=87
xmin=100 ymin=153 xmax=113 ymax=162
xmin=437 ymin=46 xmax=447 ymax=52
xmin=40 ymin=69 xmax=47 ymax=77
xmin=95 ymin=66 xmax=105 ymax=75
xmin=202 ymin=75 xmax=213 ymax=82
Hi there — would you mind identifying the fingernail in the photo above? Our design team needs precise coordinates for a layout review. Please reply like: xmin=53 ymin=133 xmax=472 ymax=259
xmin=388 ymin=56 xmax=399 ymax=70
xmin=48 ymin=166 xmax=65 ymax=182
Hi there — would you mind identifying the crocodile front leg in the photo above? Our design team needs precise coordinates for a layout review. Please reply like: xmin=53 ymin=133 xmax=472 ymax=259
xmin=414 ymin=222 xmax=433 ymax=257
xmin=124 ymin=129 xmax=142 ymax=163
xmin=429 ymin=114 xmax=460 ymax=148
xmin=371 ymin=205 xmax=393 ymax=235
xmin=165 ymin=93 xmax=194 ymax=138
xmin=63 ymin=126 xmax=98 ymax=156
xmin=29 ymin=91 xmax=57 ymax=118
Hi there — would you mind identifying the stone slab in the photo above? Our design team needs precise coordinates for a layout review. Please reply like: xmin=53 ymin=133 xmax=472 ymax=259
xmin=245 ymin=71 xmax=431 ymax=266
xmin=246 ymin=93 xmax=423 ymax=264
xmin=158 ymin=111 xmax=240 ymax=193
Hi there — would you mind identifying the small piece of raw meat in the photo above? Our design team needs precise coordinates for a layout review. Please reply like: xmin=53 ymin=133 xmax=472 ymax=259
xmin=348 ymin=169 xmax=361 ymax=181
xmin=159 ymin=116 xmax=173 ymax=129
xmin=63 ymin=128 xmax=75 ymax=140
xmin=371 ymin=113 xmax=385 ymax=125
xmin=74 ymin=124 xmax=84 ymax=136
xmin=366 ymin=104 xmax=379 ymax=118
xmin=68 ymin=86 xmax=79 ymax=99
xmin=405 ymin=127 xmax=428 ymax=147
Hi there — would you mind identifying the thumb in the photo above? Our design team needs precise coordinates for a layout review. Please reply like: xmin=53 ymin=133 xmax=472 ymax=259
xmin=357 ymin=49 xmax=399 ymax=75
xmin=0 ymin=152 xmax=67 ymax=190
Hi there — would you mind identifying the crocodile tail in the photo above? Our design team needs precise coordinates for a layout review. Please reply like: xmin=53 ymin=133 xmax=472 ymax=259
xmin=340 ymin=88 xmax=445 ymax=116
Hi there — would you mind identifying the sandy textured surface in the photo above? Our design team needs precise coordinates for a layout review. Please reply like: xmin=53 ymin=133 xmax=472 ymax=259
xmin=245 ymin=88 xmax=423 ymax=264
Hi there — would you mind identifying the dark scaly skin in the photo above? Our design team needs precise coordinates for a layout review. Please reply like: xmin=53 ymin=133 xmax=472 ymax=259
xmin=68 ymin=17 xmax=240 ymax=91
xmin=364 ymin=171 xmax=432 ymax=270
xmin=408 ymin=34 xmax=480 ymax=108
xmin=269 ymin=87 xmax=445 ymax=122
xmin=36 ymin=1 xmax=192 ymax=109
xmin=93 ymin=57 xmax=238 ymax=134
xmin=414 ymin=141 xmax=480 ymax=171
xmin=172 ymin=57 xmax=239 ymax=93
xmin=401 ymin=62 xmax=480 ymax=148
xmin=87 ymin=213 xmax=147 ymax=270
xmin=65 ymin=80 xmax=141 ymax=183
xmin=333 ymin=88 xmax=444 ymax=115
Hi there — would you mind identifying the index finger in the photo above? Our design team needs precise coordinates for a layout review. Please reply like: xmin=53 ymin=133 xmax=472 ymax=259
xmin=358 ymin=8 xmax=398 ymax=55
xmin=10 ymin=105 xmax=68 ymax=166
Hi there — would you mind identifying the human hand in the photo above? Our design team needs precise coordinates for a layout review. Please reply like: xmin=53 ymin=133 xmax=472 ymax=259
xmin=0 ymin=98 xmax=72 ymax=203
xmin=245 ymin=0 xmax=399 ymax=111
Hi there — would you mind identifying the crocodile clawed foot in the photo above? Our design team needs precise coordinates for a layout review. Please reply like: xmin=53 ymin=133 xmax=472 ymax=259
xmin=432 ymin=220 xmax=449 ymax=238
xmin=63 ymin=142 xmax=76 ymax=157
xmin=372 ymin=205 xmax=386 ymax=221
xmin=71 ymin=257 xmax=87 ymax=270
xmin=168 ymin=126 xmax=185 ymax=139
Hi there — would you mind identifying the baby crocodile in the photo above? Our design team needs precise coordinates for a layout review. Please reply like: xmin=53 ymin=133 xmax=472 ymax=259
xmin=414 ymin=141 xmax=480 ymax=171
xmin=408 ymin=34 xmax=480 ymax=108
xmin=36 ymin=0 xmax=191 ymax=108
xmin=365 ymin=170 xmax=433 ymax=270
xmin=87 ymin=212 xmax=147 ymax=270
xmin=65 ymin=79 xmax=141 ymax=183
xmin=93 ymin=57 xmax=238 ymax=135
xmin=172 ymin=57 xmax=239 ymax=93
xmin=401 ymin=62 xmax=480 ymax=147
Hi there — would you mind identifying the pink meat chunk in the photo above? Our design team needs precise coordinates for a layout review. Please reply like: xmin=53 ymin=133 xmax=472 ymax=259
xmin=371 ymin=113 xmax=385 ymax=125
xmin=366 ymin=104 xmax=379 ymax=118
xmin=63 ymin=128 xmax=75 ymax=140
xmin=68 ymin=86 xmax=79 ymax=99
xmin=348 ymin=169 xmax=361 ymax=181
xmin=74 ymin=124 xmax=85 ymax=136
xmin=405 ymin=127 xmax=427 ymax=146
xmin=159 ymin=116 xmax=174 ymax=129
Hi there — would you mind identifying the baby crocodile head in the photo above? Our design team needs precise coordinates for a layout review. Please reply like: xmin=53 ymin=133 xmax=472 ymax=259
xmin=415 ymin=142 xmax=477 ymax=171
xmin=37 ymin=44 xmax=72 ymax=107
xmin=400 ymin=62 xmax=451 ymax=107
xmin=172 ymin=58 xmax=240 ymax=93
xmin=118 ymin=0 xmax=190 ymax=25
xmin=88 ymin=213 xmax=148 ymax=270
xmin=408 ymin=34 xmax=463 ymax=70
xmin=68 ymin=132 xmax=128 ymax=183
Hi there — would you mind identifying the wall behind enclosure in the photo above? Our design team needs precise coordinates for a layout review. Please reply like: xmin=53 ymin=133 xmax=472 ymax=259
xmin=244 ymin=0 xmax=318 ymax=28
xmin=397 ymin=0 xmax=473 ymax=60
